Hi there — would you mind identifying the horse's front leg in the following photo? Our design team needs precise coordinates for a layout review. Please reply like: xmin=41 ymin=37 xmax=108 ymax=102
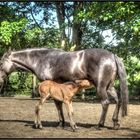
xmin=54 ymin=100 xmax=65 ymax=127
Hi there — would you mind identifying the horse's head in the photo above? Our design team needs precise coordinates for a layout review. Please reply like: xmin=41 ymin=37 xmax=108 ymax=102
xmin=0 ymin=49 xmax=15 ymax=74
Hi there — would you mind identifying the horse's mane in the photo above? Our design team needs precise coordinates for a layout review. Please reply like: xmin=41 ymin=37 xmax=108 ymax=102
xmin=0 ymin=47 xmax=64 ymax=61
xmin=14 ymin=47 xmax=64 ymax=53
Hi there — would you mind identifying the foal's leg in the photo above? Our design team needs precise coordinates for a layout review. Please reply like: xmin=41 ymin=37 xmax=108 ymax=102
xmin=97 ymin=87 xmax=110 ymax=129
xmin=64 ymin=100 xmax=77 ymax=131
xmin=69 ymin=101 xmax=78 ymax=129
xmin=34 ymin=95 xmax=48 ymax=129
xmin=107 ymin=87 xmax=121 ymax=129
xmin=70 ymin=101 xmax=74 ymax=116
xmin=54 ymin=100 xmax=65 ymax=127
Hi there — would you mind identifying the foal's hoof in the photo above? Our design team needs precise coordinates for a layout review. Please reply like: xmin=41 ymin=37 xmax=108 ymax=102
xmin=72 ymin=129 xmax=76 ymax=132
xmin=38 ymin=125 xmax=43 ymax=129
xmin=33 ymin=124 xmax=38 ymax=129
xmin=33 ymin=124 xmax=43 ymax=129
xmin=71 ymin=124 xmax=78 ymax=132
xmin=113 ymin=123 xmax=120 ymax=130
xmin=75 ymin=125 xmax=79 ymax=130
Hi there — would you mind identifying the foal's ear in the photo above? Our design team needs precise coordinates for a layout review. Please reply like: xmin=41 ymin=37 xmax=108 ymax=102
xmin=75 ymin=80 xmax=81 ymax=84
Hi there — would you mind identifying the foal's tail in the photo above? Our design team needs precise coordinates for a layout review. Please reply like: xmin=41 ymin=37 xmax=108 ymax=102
xmin=114 ymin=55 xmax=129 ymax=117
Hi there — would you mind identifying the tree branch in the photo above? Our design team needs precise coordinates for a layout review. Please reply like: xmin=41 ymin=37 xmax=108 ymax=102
xmin=28 ymin=6 xmax=42 ymax=29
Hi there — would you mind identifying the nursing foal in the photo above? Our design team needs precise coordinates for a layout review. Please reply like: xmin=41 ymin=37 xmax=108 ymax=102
xmin=34 ymin=79 xmax=93 ymax=131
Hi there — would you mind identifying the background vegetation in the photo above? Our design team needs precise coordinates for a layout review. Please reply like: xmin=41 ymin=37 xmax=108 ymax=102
xmin=0 ymin=2 xmax=140 ymax=99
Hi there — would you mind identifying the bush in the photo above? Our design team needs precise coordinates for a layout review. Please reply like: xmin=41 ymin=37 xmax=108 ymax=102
xmin=5 ymin=71 xmax=33 ymax=96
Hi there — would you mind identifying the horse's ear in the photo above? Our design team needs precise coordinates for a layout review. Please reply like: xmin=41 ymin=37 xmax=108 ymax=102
xmin=8 ymin=47 xmax=12 ymax=52
xmin=7 ymin=47 xmax=12 ymax=55
xmin=3 ymin=47 xmax=12 ymax=58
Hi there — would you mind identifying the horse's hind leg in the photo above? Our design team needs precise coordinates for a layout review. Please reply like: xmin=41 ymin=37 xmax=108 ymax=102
xmin=107 ymin=87 xmax=121 ymax=129
xmin=97 ymin=87 xmax=110 ymax=129
xmin=34 ymin=95 xmax=48 ymax=129
xmin=54 ymin=100 xmax=65 ymax=127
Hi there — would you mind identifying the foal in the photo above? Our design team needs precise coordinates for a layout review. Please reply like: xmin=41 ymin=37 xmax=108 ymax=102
xmin=34 ymin=79 xmax=93 ymax=131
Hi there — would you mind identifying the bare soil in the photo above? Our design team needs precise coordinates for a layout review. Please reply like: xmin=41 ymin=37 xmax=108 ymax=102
xmin=0 ymin=95 xmax=140 ymax=138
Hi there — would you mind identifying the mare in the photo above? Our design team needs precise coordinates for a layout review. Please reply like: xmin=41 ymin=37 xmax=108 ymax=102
xmin=0 ymin=47 xmax=128 ymax=130
xmin=35 ymin=79 xmax=93 ymax=131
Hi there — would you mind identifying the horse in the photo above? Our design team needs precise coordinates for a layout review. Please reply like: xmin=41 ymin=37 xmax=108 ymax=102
xmin=35 ymin=79 xmax=93 ymax=131
xmin=0 ymin=47 xmax=128 ymax=130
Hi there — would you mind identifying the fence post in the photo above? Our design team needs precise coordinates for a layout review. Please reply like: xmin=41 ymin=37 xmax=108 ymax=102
xmin=32 ymin=74 xmax=37 ymax=98
xmin=81 ymin=89 xmax=85 ymax=100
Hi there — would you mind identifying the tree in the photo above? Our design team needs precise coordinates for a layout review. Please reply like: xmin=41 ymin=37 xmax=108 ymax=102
xmin=0 ymin=1 xmax=139 ymax=97
xmin=55 ymin=2 xmax=67 ymax=49
xmin=71 ymin=2 xmax=84 ymax=50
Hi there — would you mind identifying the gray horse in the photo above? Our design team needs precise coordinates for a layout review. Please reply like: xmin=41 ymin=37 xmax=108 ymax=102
xmin=0 ymin=47 xmax=128 ymax=130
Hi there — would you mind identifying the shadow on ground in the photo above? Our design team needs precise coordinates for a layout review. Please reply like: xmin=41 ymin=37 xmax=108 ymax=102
xmin=0 ymin=119 xmax=139 ymax=135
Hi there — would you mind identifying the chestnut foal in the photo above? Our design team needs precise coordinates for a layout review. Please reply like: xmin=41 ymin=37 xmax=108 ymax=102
xmin=34 ymin=79 xmax=93 ymax=131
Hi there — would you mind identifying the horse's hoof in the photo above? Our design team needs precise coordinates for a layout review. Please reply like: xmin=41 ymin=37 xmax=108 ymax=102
xmin=96 ymin=124 xmax=104 ymax=130
xmin=57 ymin=121 xmax=65 ymax=128
xmin=95 ymin=126 xmax=101 ymax=130
xmin=98 ymin=123 xmax=104 ymax=127
xmin=113 ymin=123 xmax=120 ymax=130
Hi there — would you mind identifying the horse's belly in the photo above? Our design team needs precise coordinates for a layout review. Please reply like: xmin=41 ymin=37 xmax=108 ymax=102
xmin=71 ymin=71 xmax=86 ymax=80
xmin=53 ymin=70 xmax=87 ymax=82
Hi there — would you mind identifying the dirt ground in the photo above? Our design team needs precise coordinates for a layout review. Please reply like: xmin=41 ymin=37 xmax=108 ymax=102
xmin=0 ymin=96 xmax=140 ymax=138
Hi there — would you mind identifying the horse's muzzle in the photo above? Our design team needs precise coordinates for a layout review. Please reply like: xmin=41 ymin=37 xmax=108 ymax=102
xmin=0 ymin=70 xmax=7 ymax=85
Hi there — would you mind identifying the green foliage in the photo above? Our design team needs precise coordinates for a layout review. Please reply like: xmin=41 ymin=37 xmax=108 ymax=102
xmin=125 ymin=56 xmax=140 ymax=95
xmin=0 ymin=18 xmax=28 ymax=45
xmin=0 ymin=2 xmax=139 ymax=98
xmin=7 ymin=72 xmax=33 ymax=95
xmin=25 ymin=27 xmax=42 ymax=41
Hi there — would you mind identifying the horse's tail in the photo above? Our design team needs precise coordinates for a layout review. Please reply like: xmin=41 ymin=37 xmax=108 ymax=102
xmin=114 ymin=55 xmax=129 ymax=117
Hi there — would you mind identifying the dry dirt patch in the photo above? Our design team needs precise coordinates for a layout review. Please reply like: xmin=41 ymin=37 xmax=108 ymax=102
xmin=0 ymin=96 xmax=140 ymax=138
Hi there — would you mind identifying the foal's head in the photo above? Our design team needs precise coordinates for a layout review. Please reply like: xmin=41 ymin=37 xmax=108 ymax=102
xmin=75 ymin=79 xmax=93 ymax=89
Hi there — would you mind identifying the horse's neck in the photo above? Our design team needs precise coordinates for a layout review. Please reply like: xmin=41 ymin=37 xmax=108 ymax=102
xmin=11 ymin=52 xmax=34 ymax=72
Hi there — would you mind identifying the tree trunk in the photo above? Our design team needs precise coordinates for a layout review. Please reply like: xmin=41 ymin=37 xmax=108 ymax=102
xmin=55 ymin=2 xmax=67 ymax=50
xmin=71 ymin=2 xmax=83 ymax=51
